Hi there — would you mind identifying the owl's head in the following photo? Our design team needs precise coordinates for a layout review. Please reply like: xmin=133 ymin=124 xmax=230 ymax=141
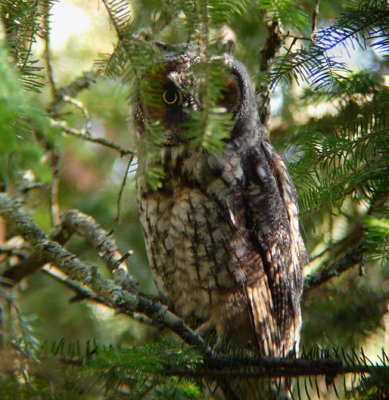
xmin=133 ymin=43 xmax=263 ymax=149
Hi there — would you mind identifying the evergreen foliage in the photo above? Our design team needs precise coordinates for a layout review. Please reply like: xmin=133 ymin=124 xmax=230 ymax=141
xmin=0 ymin=0 xmax=388 ymax=399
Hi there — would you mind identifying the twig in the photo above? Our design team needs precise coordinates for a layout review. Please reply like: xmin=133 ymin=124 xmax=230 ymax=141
xmin=312 ymin=0 xmax=320 ymax=35
xmin=42 ymin=266 xmax=106 ymax=303
xmin=51 ymin=119 xmax=133 ymax=156
xmin=304 ymin=242 xmax=364 ymax=292
xmin=62 ymin=95 xmax=91 ymax=131
xmin=308 ymin=226 xmax=364 ymax=263
xmin=47 ymin=71 xmax=98 ymax=117
xmin=116 ymin=155 xmax=134 ymax=225
xmin=41 ymin=266 xmax=152 ymax=325
xmin=49 ymin=151 xmax=61 ymax=226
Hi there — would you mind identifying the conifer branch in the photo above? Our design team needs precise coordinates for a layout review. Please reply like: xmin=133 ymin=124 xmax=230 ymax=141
xmin=166 ymin=357 xmax=387 ymax=379
xmin=270 ymin=0 xmax=389 ymax=89
xmin=100 ymin=0 xmax=131 ymax=41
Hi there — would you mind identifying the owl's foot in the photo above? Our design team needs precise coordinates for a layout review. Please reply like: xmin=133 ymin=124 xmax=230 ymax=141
xmin=195 ymin=319 xmax=215 ymax=337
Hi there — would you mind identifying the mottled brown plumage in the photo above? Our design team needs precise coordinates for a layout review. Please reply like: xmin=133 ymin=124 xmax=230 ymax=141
xmin=134 ymin=44 xmax=307 ymax=357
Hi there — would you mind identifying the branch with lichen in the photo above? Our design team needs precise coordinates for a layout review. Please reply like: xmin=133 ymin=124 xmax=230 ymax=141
xmin=0 ymin=193 xmax=210 ymax=355
xmin=2 ymin=208 xmax=134 ymax=284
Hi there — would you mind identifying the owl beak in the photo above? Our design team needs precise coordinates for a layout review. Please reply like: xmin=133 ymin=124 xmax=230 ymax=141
xmin=163 ymin=130 xmax=183 ymax=146
xmin=183 ymin=99 xmax=200 ymax=112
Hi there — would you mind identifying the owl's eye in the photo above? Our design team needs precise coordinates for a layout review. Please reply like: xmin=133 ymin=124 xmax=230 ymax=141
xmin=162 ymin=88 xmax=180 ymax=105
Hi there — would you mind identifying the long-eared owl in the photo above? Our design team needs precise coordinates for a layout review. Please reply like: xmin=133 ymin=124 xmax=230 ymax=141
xmin=134 ymin=43 xmax=307 ymax=357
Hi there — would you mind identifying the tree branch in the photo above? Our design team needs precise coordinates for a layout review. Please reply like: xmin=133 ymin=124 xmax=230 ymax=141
xmin=2 ymin=207 xmax=135 ymax=284
xmin=60 ymin=210 xmax=132 ymax=274
xmin=0 ymin=193 xmax=210 ymax=355
xmin=47 ymin=71 xmax=98 ymax=117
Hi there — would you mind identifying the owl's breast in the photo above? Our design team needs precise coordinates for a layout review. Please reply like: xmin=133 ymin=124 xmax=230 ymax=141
xmin=137 ymin=173 xmax=240 ymax=322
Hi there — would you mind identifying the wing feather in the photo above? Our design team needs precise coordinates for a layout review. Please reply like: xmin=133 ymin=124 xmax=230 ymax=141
xmin=229 ymin=139 xmax=307 ymax=356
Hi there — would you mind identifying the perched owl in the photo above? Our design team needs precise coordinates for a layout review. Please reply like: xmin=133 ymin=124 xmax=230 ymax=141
xmin=134 ymin=43 xmax=307 ymax=357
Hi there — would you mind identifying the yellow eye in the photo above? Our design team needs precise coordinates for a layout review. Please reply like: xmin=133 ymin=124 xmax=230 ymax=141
xmin=162 ymin=88 xmax=179 ymax=105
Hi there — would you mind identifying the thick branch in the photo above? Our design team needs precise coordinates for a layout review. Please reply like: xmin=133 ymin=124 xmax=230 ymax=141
xmin=304 ymin=242 xmax=364 ymax=292
xmin=2 ymin=208 xmax=134 ymax=284
xmin=0 ymin=194 xmax=210 ymax=355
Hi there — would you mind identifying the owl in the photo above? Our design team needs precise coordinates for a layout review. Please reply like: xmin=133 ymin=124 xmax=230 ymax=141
xmin=134 ymin=43 xmax=307 ymax=357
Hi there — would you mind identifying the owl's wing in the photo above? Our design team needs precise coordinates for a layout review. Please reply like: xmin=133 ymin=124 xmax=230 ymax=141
xmin=229 ymin=140 xmax=306 ymax=356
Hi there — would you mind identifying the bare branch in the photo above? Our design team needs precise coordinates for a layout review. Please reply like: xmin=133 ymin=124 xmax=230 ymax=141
xmin=42 ymin=266 xmax=104 ymax=303
xmin=62 ymin=95 xmax=91 ymax=125
xmin=308 ymin=226 xmax=364 ymax=263
xmin=42 ymin=2 xmax=56 ymax=98
xmin=2 ymin=207 xmax=135 ymax=285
